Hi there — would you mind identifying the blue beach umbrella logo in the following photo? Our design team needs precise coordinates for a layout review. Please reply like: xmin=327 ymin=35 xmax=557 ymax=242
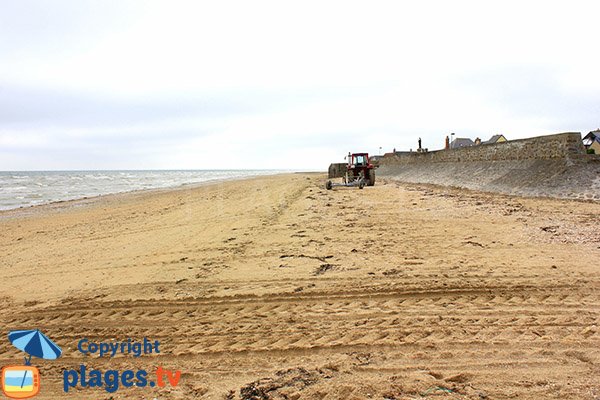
xmin=1 ymin=329 xmax=62 ymax=398
xmin=8 ymin=330 xmax=62 ymax=364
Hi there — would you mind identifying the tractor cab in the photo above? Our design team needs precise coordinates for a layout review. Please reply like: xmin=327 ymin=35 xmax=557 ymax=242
xmin=349 ymin=153 xmax=370 ymax=168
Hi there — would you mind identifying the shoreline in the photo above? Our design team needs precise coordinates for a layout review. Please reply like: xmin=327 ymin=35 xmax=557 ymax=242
xmin=0 ymin=171 xmax=308 ymax=219
xmin=4 ymin=168 xmax=596 ymax=220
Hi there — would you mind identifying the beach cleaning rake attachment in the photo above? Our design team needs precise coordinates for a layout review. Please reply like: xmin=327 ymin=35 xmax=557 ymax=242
xmin=326 ymin=152 xmax=375 ymax=190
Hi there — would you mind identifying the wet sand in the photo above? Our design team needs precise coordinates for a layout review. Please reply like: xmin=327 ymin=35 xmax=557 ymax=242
xmin=0 ymin=173 xmax=599 ymax=399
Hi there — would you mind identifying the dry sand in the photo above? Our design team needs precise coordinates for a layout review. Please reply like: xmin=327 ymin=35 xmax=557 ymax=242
xmin=0 ymin=173 xmax=599 ymax=399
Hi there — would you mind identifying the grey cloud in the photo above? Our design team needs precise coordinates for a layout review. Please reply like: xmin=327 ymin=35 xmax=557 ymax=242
xmin=0 ymin=1 xmax=137 ymax=54
xmin=0 ymin=83 xmax=380 ymax=130
xmin=0 ymin=84 xmax=252 ymax=129
xmin=459 ymin=66 xmax=600 ymax=129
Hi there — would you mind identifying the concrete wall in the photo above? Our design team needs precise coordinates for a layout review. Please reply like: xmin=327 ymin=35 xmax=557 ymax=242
xmin=378 ymin=132 xmax=600 ymax=200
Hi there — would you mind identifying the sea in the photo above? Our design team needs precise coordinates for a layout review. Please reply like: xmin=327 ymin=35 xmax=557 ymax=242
xmin=0 ymin=170 xmax=289 ymax=211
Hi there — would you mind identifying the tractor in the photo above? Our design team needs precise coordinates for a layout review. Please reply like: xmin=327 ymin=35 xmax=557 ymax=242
xmin=326 ymin=152 xmax=376 ymax=190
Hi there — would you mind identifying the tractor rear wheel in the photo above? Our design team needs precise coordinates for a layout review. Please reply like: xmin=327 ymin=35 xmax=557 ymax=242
xmin=368 ymin=170 xmax=376 ymax=186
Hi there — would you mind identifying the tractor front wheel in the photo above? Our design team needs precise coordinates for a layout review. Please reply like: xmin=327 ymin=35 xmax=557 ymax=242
xmin=326 ymin=180 xmax=333 ymax=190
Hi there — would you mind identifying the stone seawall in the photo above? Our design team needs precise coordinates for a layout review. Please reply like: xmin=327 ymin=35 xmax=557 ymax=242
xmin=378 ymin=133 xmax=600 ymax=200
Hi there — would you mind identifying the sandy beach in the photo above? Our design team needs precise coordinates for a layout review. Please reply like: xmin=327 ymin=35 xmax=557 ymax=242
xmin=0 ymin=173 xmax=599 ymax=399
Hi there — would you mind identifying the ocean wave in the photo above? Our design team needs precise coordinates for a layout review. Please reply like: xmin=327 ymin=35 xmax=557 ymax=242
xmin=0 ymin=170 xmax=288 ymax=210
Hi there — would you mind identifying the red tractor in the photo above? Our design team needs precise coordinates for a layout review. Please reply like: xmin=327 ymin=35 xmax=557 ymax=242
xmin=326 ymin=152 xmax=376 ymax=190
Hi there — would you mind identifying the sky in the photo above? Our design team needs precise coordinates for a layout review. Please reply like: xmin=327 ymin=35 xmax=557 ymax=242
xmin=1 ymin=0 xmax=599 ymax=170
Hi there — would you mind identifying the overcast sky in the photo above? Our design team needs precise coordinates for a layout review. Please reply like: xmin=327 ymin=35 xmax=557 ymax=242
xmin=1 ymin=0 xmax=599 ymax=170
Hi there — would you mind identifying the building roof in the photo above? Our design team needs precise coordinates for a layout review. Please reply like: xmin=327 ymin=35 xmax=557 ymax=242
xmin=482 ymin=134 xmax=505 ymax=144
xmin=583 ymin=129 xmax=600 ymax=140
xmin=583 ymin=131 xmax=600 ymax=147
xmin=450 ymin=138 xmax=474 ymax=148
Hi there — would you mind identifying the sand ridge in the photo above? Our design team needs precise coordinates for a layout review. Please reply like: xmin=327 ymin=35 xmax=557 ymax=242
xmin=0 ymin=173 xmax=599 ymax=399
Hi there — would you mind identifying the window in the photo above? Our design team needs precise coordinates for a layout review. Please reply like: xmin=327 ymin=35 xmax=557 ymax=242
xmin=354 ymin=155 xmax=366 ymax=165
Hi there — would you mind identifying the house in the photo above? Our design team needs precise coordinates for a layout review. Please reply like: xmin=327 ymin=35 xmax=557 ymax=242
xmin=482 ymin=134 xmax=507 ymax=144
xmin=450 ymin=138 xmax=474 ymax=148
xmin=583 ymin=129 xmax=600 ymax=153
